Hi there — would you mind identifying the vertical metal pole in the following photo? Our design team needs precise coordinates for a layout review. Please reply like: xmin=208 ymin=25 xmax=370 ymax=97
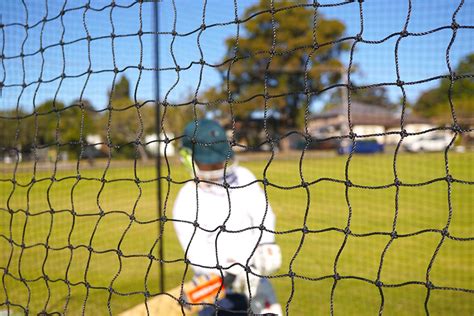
xmin=153 ymin=0 xmax=165 ymax=294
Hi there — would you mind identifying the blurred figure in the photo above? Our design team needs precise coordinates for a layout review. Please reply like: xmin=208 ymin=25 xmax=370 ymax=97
xmin=173 ymin=119 xmax=282 ymax=315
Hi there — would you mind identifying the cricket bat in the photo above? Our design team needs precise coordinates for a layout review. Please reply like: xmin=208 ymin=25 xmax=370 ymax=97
xmin=119 ymin=275 xmax=225 ymax=316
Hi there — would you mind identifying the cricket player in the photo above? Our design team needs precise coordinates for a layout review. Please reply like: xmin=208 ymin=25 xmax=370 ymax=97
xmin=173 ymin=119 xmax=282 ymax=315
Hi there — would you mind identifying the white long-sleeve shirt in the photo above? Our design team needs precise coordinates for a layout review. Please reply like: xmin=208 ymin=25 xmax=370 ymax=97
xmin=172 ymin=166 xmax=276 ymax=276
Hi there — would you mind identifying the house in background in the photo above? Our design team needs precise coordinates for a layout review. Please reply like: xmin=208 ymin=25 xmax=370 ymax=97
xmin=308 ymin=102 xmax=435 ymax=146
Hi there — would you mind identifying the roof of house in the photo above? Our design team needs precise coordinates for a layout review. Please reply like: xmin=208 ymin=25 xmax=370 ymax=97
xmin=311 ymin=102 xmax=432 ymax=126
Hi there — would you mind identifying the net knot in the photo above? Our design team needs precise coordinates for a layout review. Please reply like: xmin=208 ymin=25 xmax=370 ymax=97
xmin=343 ymin=227 xmax=351 ymax=235
xmin=144 ymin=291 xmax=151 ymax=298
xmin=301 ymin=181 xmax=309 ymax=188
xmin=137 ymin=30 xmax=144 ymax=36
xmin=116 ymin=249 xmax=123 ymax=256
xmin=193 ymin=221 xmax=199 ymax=228
xmin=68 ymin=244 xmax=74 ymax=250
xmin=134 ymin=176 xmax=140 ymax=184
xmin=396 ymin=79 xmax=404 ymax=87
xmin=22 ymin=82 xmax=27 ymax=88
xmin=259 ymin=224 xmax=266 ymax=231
xmin=375 ymin=280 xmax=383 ymax=287
xmin=345 ymin=180 xmax=353 ymax=187
xmin=400 ymin=30 xmax=409 ymax=38
xmin=441 ymin=228 xmax=449 ymax=237
xmin=445 ymin=174 xmax=454 ymax=183
xmin=262 ymin=178 xmax=269 ymax=186
xmin=99 ymin=210 xmax=105 ymax=217
xmin=201 ymin=24 xmax=207 ymax=31
xmin=348 ymin=131 xmax=357 ymax=139
xmin=220 ymin=225 xmax=226 ymax=232
xmin=288 ymin=270 xmax=296 ymax=277
xmin=129 ymin=214 xmax=136 ymax=221
xmin=451 ymin=124 xmax=462 ymax=134
xmin=302 ymin=226 xmax=309 ymax=234
xmin=178 ymin=296 xmax=186 ymax=306
xmin=215 ymin=264 xmax=222 ymax=270
xmin=137 ymin=63 xmax=143 ymax=70
xmin=222 ymin=181 xmax=230 ymax=189
xmin=426 ymin=281 xmax=435 ymax=289
xmin=199 ymin=58 xmax=205 ymax=65
xmin=86 ymin=35 xmax=92 ymax=42
xmin=312 ymin=1 xmax=320 ymax=7
xmin=355 ymin=34 xmax=363 ymax=42
xmin=111 ymin=33 xmax=116 ymax=39
xmin=193 ymin=177 xmax=200 ymax=184
xmin=113 ymin=67 xmax=119 ymax=74
xmin=85 ymin=282 xmax=91 ymax=289
xmin=87 ymin=246 xmax=93 ymax=252
xmin=334 ymin=273 xmax=341 ymax=281
xmin=24 ymin=24 xmax=29 ymax=29
xmin=451 ymin=21 xmax=459 ymax=30
xmin=171 ymin=30 xmax=177 ymax=36
xmin=160 ymin=216 xmax=167 ymax=222
xmin=394 ymin=178 xmax=402 ymax=186
xmin=147 ymin=254 xmax=155 ymax=260
xmin=166 ymin=175 xmax=172 ymax=182
xmin=400 ymin=129 xmax=408 ymax=138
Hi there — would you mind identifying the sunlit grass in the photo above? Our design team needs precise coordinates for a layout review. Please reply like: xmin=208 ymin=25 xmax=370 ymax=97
xmin=1 ymin=151 xmax=473 ymax=315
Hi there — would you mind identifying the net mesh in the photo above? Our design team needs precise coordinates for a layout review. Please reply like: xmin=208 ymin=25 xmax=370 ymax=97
xmin=0 ymin=0 xmax=473 ymax=315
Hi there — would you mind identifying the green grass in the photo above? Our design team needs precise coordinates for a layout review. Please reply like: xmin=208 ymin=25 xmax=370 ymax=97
xmin=0 ymin=151 xmax=473 ymax=315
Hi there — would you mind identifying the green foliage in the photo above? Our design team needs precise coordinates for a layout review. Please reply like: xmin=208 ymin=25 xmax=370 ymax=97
xmin=0 ymin=99 xmax=99 ymax=159
xmin=109 ymin=76 xmax=131 ymax=101
xmin=205 ymin=0 xmax=348 ymax=128
xmin=414 ymin=53 xmax=474 ymax=120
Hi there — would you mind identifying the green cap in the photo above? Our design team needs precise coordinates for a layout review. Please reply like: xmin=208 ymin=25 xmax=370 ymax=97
xmin=182 ymin=119 xmax=234 ymax=164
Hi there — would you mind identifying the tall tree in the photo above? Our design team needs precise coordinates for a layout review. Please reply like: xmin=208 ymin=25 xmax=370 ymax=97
xmin=101 ymin=76 xmax=154 ymax=160
xmin=206 ymin=0 xmax=348 ymax=128
xmin=325 ymin=85 xmax=396 ymax=111
xmin=414 ymin=53 xmax=474 ymax=120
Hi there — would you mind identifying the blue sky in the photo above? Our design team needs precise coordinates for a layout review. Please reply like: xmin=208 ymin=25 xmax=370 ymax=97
xmin=1 ymin=0 xmax=473 ymax=113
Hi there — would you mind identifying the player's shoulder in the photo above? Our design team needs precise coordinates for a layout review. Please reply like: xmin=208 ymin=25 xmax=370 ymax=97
xmin=174 ymin=181 xmax=196 ymax=203
xmin=234 ymin=165 xmax=258 ymax=183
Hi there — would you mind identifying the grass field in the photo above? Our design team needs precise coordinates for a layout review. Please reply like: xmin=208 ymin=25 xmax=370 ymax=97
xmin=1 ymin=151 xmax=473 ymax=315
